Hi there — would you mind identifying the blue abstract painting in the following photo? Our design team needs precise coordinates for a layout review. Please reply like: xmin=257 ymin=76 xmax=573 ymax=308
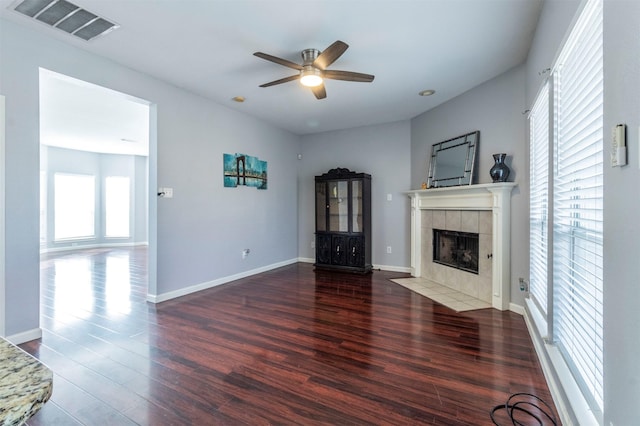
xmin=223 ymin=153 xmax=267 ymax=190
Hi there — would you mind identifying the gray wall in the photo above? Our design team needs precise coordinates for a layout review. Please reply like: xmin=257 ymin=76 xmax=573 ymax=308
xmin=298 ymin=121 xmax=411 ymax=270
xmin=524 ymin=0 xmax=582 ymax=105
xmin=1 ymin=18 xmax=300 ymax=335
xmin=602 ymin=1 xmax=640 ymax=425
xmin=153 ymin=88 xmax=298 ymax=294
xmin=410 ymin=65 xmax=528 ymax=306
xmin=40 ymin=146 xmax=148 ymax=250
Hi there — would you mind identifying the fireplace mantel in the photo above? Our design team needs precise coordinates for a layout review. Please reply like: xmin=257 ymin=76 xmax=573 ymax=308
xmin=407 ymin=183 xmax=517 ymax=310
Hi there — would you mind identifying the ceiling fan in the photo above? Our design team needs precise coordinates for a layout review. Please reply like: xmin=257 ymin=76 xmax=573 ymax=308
xmin=253 ymin=40 xmax=374 ymax=100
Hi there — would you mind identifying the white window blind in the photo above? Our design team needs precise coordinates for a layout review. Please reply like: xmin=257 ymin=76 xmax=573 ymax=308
xmin=529 ymin=84 xmax=550 ymax=316
xmin=552 ymin=0 xmax=603 ymax=412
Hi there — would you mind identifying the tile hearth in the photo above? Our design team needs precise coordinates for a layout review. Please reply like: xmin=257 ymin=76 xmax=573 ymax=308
xmin=391 ymin=277 xmax=492 ymax=312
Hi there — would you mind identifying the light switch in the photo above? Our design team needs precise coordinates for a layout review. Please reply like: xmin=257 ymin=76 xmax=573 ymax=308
xmin=387 ymin=193 xmax=392 ymax=201
xmin=158 ymin=187 xmax=173 ymax=198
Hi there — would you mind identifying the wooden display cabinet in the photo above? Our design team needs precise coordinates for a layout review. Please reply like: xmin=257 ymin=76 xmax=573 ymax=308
xmin=314 ymin=168 xmax=371 ymax=273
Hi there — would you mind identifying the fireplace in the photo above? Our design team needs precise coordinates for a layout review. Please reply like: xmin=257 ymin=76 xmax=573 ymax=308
xmin=407 ymin=183 xmax=516 ymax=310
xmin=433 ymin=229 xmax=479 ymax=274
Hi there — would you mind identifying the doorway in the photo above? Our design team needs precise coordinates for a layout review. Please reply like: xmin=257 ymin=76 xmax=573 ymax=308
xmin=38 ymin=69 xmax=155 ymax=325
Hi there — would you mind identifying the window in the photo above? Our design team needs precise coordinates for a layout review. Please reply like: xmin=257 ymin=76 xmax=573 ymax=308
xmin=54 ymin=173 xmax=95 ymax=240
xmin=105 ymin=176 xmax=130 ymax=238
xmin=552 ymin=0 xmax=603 ymax=411
xmin=529 ymin=84 xmax=550 ymax=316
xmin=528 ymin=0 xmax=603 ymax=415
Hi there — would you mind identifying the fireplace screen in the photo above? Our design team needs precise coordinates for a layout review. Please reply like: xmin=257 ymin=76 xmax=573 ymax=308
xmin=433 ymin=229 xmax=479 ymax=274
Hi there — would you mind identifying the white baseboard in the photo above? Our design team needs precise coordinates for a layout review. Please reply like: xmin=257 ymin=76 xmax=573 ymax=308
xmin=148 ymin=258 xmax=299 ymax=303
xmin=509 ymin=302 xmax=524 ymax=315
xmin=297 ymin=258 xmax=411 ymax=273
xmin=373 ymin=264 xmax=412 ymax=273
xmin=6 ymin=328 xmax=42 ymax=345
xmin=41 ymin=241 xmax=148 ymax=254
xmin=148 ymin=259 xmax=413 ymax=304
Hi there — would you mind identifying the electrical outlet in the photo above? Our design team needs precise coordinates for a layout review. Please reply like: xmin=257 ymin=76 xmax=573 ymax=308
xmin=387 ymin=246 xmax=392 ymax=254
xmin=311 ymin=240 xmax=315 ymax=249
xmin=242 ymin=249 xmax=250 ymax=259
xmin=519 ymin=277 xmax=527 ymax=291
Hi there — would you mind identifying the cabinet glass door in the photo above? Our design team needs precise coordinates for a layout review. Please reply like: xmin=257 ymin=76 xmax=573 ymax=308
xmin=328 ymin=180 xmax=348 ymax=232
xmin=352 ymin=180 xmax=363 ymax=233
xmin=316 ymin=182 xmax=326 ymax=231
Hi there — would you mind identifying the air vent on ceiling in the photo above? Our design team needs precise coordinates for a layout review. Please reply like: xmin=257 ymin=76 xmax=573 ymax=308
xmin=12 ymin=0 xmax=118 ymax=41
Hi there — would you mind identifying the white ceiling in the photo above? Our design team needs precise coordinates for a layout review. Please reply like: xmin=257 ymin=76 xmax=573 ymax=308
xmin=39 ymin=69 xmax=150 ymax=156
xmin=1 ymin=0 xmax=543 ymax=137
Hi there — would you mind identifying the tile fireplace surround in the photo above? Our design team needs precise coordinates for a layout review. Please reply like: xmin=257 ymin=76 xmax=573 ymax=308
xmin=407 ymin=183 xmax=517 ymax=310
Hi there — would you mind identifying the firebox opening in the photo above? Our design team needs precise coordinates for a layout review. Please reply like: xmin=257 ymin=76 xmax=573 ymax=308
xmin=433 ymin=229 xmax=479 ymax=274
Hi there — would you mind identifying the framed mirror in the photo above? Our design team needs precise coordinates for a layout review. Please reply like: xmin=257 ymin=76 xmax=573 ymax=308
xmin=426 ymin=131 xmax=479 ymax=188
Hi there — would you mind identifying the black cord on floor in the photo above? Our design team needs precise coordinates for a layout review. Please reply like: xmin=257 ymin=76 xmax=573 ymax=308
xmin=490 ymin=392 xmax=558 ymax=426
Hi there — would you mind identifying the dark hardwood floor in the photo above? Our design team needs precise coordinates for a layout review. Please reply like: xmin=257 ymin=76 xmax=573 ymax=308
xmin=20 ymin=247 xmax=559 ymax=425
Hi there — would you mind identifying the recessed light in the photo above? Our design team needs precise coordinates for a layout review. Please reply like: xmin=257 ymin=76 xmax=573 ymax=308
xmin=419 ymin=89 xmax=436 ymax=97
xmin=232 ymin=96 xmax=246 ymax=103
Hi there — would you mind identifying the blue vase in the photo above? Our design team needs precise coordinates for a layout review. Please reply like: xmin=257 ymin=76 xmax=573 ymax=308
xmin=489 ymin=153 xmax=510 ymax=182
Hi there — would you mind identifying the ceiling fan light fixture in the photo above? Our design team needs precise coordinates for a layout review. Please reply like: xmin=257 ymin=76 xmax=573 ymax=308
xmin=300 ymin=67 xmax=323 ymax=87
xmin=254 ymin=41 xmax=373 ymax=99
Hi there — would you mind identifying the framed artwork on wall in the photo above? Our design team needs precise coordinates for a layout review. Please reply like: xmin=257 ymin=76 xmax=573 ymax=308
xmin=223 ymin=153 xmax=267 ymax=190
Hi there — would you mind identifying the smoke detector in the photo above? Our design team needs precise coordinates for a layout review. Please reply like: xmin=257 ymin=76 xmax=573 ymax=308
xmin=12 ymin=0 xmax=118 ymax=41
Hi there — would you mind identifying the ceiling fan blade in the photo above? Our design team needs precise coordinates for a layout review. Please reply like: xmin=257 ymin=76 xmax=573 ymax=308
xmin=313 ymin=40 xmax=349 ymax=70
xmin=323 ymin=70 xmax=375 ymax=83
xmin=259 ymin=75 xmax=300 ymax=88
xmin=311 ymin=84 xmax=327 ymax=100
xmin=253 ymin=52 xmax=303 ymax=70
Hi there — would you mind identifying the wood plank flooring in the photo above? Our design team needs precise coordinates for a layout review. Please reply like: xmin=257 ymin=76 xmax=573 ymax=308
xmin=20 ymin=247 xmax=559 ymax=425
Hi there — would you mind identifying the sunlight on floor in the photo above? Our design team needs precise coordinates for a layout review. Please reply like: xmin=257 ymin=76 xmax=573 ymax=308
xmin=52 ymin=257 xmax=94 ymax=321
xmin=105 ymin=255 xmax=132 ymax=315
